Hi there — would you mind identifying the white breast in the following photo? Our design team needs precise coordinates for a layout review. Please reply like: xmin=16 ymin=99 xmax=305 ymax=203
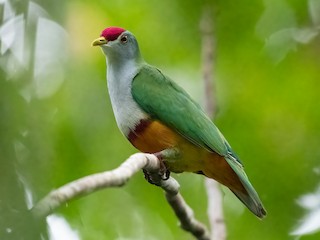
xmin=107 ymin=60 xmax=148 ymax=137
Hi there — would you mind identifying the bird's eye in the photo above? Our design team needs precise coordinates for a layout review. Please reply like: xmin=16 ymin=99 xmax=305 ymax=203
xmin=120 ymin=35 xmax=128 ymax=43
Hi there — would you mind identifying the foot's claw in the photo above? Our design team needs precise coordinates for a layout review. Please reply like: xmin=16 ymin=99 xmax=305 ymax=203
xmin=143 ymin=154 xmax=170 ymax=185
xmin=143 ymin=169 xmax=154 ymax=184
xmin=158 ymin=159 xmax=170 ymax=180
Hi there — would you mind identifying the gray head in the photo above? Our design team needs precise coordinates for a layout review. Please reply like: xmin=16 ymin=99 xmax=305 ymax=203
xmin=92 ymin=27 xmax=142 ymax=64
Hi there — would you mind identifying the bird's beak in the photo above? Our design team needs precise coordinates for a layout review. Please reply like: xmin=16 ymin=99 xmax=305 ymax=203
xmin=92 ymin=37 xmax=108 ymax=46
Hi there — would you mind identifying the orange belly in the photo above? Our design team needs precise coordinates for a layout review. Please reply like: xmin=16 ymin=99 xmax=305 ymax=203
xmin=129 ymin=120 xmax=178 ymax=153
xmin=128 ymin=119 xmax=205 ymax=172
xmin=128 ymin=119 xmax=245 ymax=193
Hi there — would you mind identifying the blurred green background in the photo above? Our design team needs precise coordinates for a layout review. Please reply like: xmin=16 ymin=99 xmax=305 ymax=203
xmin=1 ymin=0 xmax=320 ymax=239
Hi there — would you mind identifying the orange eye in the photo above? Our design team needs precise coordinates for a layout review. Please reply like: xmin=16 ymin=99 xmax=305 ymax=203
xmin=120 ymin=35 xmax=128 ymax=43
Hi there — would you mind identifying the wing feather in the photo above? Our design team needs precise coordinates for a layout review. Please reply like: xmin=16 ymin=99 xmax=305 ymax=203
xmin=131 ymin=65 xmax=229 ymax=156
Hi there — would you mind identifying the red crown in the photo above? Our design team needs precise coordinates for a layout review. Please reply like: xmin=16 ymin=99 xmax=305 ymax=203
xmin=100 ymin=27 xmax=126 ymax=41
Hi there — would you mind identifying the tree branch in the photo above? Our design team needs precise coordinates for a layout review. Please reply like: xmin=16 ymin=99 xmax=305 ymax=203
xmin=201 ymin=7 xmax=216 ymax=118
xmin=31 ymin=153 xmax=210 ymax=240
xmin=204 ymin=179 xmax=226 ymax=240
xmin=200 ymin=6 xmax=227 ymax=240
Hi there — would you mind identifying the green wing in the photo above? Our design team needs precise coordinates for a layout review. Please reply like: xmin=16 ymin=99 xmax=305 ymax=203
xmin=132 ymin=65 xmax=267 ymax=217
xmin=131 ymin=65 xmax=229 ymax=156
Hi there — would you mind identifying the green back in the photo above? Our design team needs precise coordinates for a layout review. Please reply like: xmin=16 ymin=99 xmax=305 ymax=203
xmin=131 ymin=65 xmax=229 ymax=157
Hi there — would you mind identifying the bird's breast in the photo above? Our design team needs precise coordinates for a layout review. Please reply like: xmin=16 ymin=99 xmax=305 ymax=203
xmin=107 ymin=63 xmax=148 ymax=136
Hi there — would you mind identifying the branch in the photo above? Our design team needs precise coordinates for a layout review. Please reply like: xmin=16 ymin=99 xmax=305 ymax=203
xmin=201 ymin=7 xmax=216 ymax=118
xmin=200 ymin=6 xmax=227 ymax=240
xmin=204 ymin=179 xmax=226 ymax=240
xmin=31 ymin=153 xmax=210 ymax=240
xmin=166 ymin=192 xmax=210 ymax=240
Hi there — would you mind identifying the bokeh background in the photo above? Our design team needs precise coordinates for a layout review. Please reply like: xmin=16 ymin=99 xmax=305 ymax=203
xmin=1 ymin=0 xmax=320 ymax=239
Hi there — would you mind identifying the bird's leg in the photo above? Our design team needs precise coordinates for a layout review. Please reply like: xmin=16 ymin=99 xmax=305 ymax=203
xmin=156 ymin=148 xmax=180 ymax=180
xmin=154 ymin=152 xmax=170 ymax=181
xmin=143 ymin=148 xmax=180 ymax=185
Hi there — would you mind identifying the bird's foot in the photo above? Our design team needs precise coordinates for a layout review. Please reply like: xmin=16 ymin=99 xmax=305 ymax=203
xmin=159 ymin=158 xmax=171 ymax=180
xmin=155 ymin=152 xmax=171 ymax=180
xmin=143 ymin=160 xmax=170 ymax=186
xmin=143 ymin=152 xmax=171 ymax=186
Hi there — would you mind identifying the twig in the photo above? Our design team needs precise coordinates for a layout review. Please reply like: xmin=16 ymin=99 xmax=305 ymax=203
xmin=200 ymin=7 xmax=216 ymax=118
xmin=200 ymin=6 xmax=227 ymax=240
xmin=166 ymin=192 xmax=210 ymax=240
xmin=204 ymin=179 xmax=226 ymax=240
xmin=31 ymin=153 xmax=210 ymax=240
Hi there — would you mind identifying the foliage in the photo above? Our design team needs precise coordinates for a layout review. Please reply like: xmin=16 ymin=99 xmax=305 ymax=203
xmin=1 ymin=0 xmax=320 ymax=239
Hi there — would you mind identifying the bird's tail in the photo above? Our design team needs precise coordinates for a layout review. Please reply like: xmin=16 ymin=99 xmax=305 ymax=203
xmin=225 ymin=155 xmax=266 ymax=218
xmin=203 ymin=153 xmax=267 ymax=218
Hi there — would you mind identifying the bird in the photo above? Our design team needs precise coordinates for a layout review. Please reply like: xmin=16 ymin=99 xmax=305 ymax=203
xmin=92 ymin=26 xmax=266 ymax=218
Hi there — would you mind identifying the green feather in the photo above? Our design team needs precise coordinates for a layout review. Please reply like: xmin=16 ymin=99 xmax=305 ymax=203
xmin=132 ymin=65 xmax=266 ymax=218
xmin=225 ymin=155 xmax=266 ymax=218
xmin=131 ymin=64 xmax=228 ymax=156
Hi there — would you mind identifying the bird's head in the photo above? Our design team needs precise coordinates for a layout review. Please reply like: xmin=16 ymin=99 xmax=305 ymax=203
xmin=92 ymin=27 xmax=142 ymax=63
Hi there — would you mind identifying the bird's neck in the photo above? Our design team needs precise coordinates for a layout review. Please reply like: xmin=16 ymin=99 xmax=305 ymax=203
xmin=107 ymin=57 xmax=143 ymax=75
xmin=106 ymin=57 xmax=144 ymax=92
xmin=104 ymin=45 xmax=144 ymax=69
